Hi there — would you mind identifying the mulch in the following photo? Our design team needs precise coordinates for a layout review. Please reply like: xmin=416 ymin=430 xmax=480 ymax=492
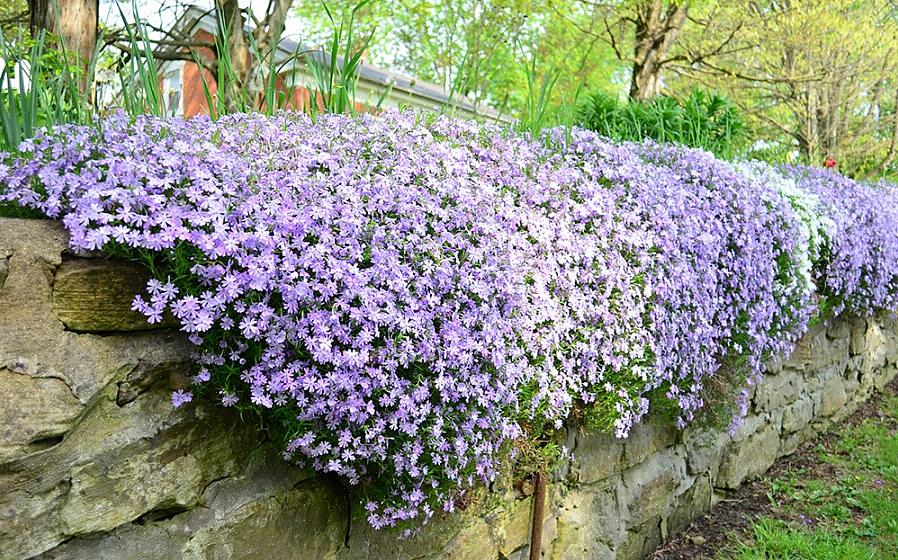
xmin=650 ymin=377 xmax=898 ymax=560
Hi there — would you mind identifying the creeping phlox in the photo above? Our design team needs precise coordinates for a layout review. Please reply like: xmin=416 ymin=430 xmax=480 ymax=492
xmin=3 ymin=111 xmax=898 ymax=529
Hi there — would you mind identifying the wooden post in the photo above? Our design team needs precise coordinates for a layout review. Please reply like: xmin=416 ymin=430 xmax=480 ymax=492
xmin=529 ymin=470 xmax=547 ymax=560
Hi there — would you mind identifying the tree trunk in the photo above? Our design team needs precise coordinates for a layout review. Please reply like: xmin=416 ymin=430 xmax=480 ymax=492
xmin=28 ymin=0 xmax=98 ymax=91
xmin=28 ymin=0 xmax=52 ymax=35
xmin=629 ymin=0 xmax=688 ymax=101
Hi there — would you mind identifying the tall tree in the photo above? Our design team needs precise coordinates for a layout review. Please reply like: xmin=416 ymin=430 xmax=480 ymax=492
xmin=676 ymin=0 xmax=898 ymax=175
xmin=553 ymin=0 xmax=746 ymax=100
xmin=552 ymin=0 xmax=691 ymax=100
xmin=28 ymin=0 xmax=98 ymax=75
xmin=627 ymin=0 xmax=687 ymax=99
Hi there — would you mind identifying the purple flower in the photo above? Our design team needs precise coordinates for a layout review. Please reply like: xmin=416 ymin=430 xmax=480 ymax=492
xmin=3 ymin=110 xmax=897 ymax=529
xmin=171 ymin=389 xmax=193 ymax=408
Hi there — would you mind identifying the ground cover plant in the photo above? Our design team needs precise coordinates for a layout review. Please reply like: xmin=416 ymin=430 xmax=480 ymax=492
xmin=2 ymin=110 xmax=898 ymax=530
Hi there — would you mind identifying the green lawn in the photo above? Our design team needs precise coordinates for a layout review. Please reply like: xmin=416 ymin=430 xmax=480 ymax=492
xmin=726 ymin=393 xmax=898 ymax=559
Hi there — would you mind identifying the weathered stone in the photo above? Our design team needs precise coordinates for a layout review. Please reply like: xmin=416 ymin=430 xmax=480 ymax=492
xmin=780 ymin=432 xmax=805 ymax=456
xmin=763 ymin=354 xmax=784 ymax=375
xmin=850 ymin=318 xmax=868 ymax=355
xmin=846 ymin=354 xmax=864 ymax=379
xmin=664 ymin=474 xmax=711 ymax=538
xmin=495 ymin=498 xmax=533 ymax=558
xmin=618 ymin=518 xmax=662 ymax=560
xmin=782 ymin=395 xmax=814 ymax=434
xmin=570 ymin=429 xmax=624 ymax=484
xmin=355 ymin=514 xmax=496 ymax=560
xmin=0 ymin=367 xmax=82 ymax=463
xmin=727 ymin=412 xmax=765 ymax=443
xmin=620 ymin=454 xmax=679 ymax=526
xmin=682 ymin=425 xmax=726 ymax=476
xmin=754 ymin=369 xmax=801 ymax=412
xmin=787 ymin=325 xmax=847 ymax=371
xmin=819 ymin=374 xmax=848 ymax=417
xmin=550 ymin=482 xmax=621 ymax=559
xmin=53 ymin=259 xmax=177 ymax=332
xmin=34 ymin=463 xmax=339 ymax=560
xmin=874 ymin=364 xmax=898 ymax=390
xmin=827 ymin=318 xmax=851 ymax=339
xmin=0 ymin=255 xmax=8 ymax=290
xmin=196 ymin=476 xmax=345 ymax=560
xmin=716 ymin=421 xmax=780 ymax=490
xmin=116 ymin=359 xmax=192 ymax=406
xmin=0 ymin=380 xmax=263 ymax=559
xmin=621 ymin=421 xmax=677 ymax=469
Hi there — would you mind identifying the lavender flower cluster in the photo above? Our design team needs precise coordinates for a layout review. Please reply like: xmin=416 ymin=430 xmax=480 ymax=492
xmin=2 ymin=111 xmax=897 ymax=529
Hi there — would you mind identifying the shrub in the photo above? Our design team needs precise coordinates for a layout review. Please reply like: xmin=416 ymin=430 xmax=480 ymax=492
xmin=2 ymin=111 xmax=898 ymax=529
xmin=577 ymin=89 xmax=746 ymax=159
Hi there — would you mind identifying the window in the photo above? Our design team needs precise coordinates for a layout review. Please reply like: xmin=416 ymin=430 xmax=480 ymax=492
xmin=161 ymin=65 xmax=183 ymax=117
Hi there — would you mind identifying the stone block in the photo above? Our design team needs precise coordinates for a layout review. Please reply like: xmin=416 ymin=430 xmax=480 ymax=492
xmin=779 ymin=432 xmax=803 ymax=456
xmin=0 ymin=367 xmax=82 ymax=463
xmin=34 ymin=465 xmax=342 ymax=560
xmin=827 ymin=319 xmax=851 ymax=339
xmin=550 ymin=482 xmax=620 ymax=560
xmin=874 ymin=364 xmax=897 ymax=390
xmin=621 ymin=420 xmax=677 ymax=470
xmin=681 ymin=425 xmax=726 ymax=476
xmin=716 ymin=421 xmax=779 ymax=490
xmin=754 ymin=369 xmax=801 ymax=412
xmin=618 ymin=518 xmax=662 ymax=560
xmin=819 ymin=374 xmax=848 ymax=417
xmin=570 ymin=429 xmax=624 ymax=485
xmin=850 ymin=318 xmax=868 ymax=355
xmin=0 ymin=255 xmax=8 ymax=290
xmin=664 ymin=474 xmax=711 ymax=538
xmin=621 ymin=454 xmax=679 ymax=527
xmin=0 ymin=383 xmax=263 ymax=559
xmin=781 ymin=395 xmax=814 ymax=434
xmin=53 ymin=259 xmax=177 ymax=332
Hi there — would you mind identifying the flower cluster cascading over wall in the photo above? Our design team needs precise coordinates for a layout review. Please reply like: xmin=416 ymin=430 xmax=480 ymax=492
xmin=3 ymin=111 xmax=898 ymax=529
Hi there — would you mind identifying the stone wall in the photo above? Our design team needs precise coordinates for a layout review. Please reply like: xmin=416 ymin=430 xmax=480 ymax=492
xmin=1 ymin=217 xmax=896 ymax=560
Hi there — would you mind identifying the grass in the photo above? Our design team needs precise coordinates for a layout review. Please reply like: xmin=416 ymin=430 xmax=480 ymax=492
xmin=724 ymin=393 xmax=898 ymax=559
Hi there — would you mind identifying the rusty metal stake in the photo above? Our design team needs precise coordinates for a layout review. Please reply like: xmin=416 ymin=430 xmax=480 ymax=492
xmin=529 ymin=470 xmax=547 ymax=560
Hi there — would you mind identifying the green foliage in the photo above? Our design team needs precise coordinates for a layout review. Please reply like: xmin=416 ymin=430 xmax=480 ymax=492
xmin=0 ymin=31 xmax=41 ymax=152
xmin=294 ymin=0 xmax=626 ymax=114
xmin=0 ymin=0 xmax=26 ymax=35
xmin=114 ymin=2 xmax=163 ymax=118
xmin=307 ymin=0 xmax=377 ymax=116
xmin=0 ymin=29 xmax=95 ymax=154
xmin=515 ymin=51 xmax=559 ymax=136
xmin=577 ymin=89 xmax=747 ymax=159
xmin=730 ymin=518 xmax=879 ymax=560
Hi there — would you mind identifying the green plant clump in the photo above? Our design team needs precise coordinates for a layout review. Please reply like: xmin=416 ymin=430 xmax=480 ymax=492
xmin=577 ymin=88 xmax=747 ymax=159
